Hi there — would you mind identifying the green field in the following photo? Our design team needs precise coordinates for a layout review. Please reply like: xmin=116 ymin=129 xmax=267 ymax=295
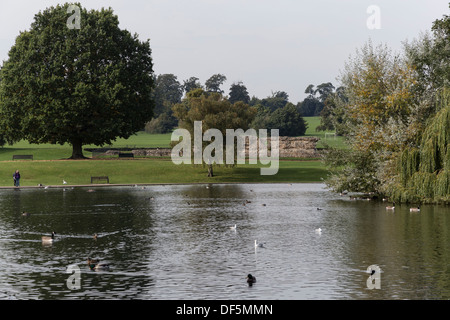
xmin=0 ymin=117 xmax=342 ymax=187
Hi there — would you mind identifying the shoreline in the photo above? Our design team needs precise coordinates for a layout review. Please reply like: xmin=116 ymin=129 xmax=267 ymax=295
xmin=0 ymin=181 xmax=326 ymax=190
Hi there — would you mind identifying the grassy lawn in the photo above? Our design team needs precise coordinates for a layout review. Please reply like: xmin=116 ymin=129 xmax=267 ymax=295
xmin=0 ymin=117 xmax=342 ymax=187
xmin=304 ymin=117 xmax=348 ymax=149
xmin=0 ymin=159 xmax=327 ymax=187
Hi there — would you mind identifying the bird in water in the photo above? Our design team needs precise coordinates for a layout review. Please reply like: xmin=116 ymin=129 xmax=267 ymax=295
xmin=42 ymin=232 xmax=56 ymax=244
xmin=255 ymin=240 xmax=264 ymax=248
xmin=386 ymin=202 xmax=395 ymax=210
xmin=247 ymin=274 xmax=256 ymax=285
xmin=87 ymin=257 xmax=110 ymax=271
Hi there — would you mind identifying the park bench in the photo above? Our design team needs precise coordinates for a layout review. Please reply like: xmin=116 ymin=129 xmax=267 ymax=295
xmin=12 ymin=155 xmax=33 ymax=160
xmin=118 ymin=152 xmax=134 ymax=158
xmin=91 ymin=176 xmax=110 ymax=184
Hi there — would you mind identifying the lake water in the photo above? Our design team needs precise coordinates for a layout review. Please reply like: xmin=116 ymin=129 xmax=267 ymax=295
xmin=0 ymin=183 xmax=449 ymax=300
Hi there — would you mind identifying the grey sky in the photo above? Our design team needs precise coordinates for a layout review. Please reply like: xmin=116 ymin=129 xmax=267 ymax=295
xmin=0 ymin=1 xmax=448 ymax=103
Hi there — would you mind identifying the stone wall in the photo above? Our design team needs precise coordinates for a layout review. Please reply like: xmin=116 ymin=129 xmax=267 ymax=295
xmin=90 ymin=137 xmax=320 ymax=159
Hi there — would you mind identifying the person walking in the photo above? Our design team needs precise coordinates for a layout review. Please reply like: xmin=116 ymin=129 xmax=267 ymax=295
xmin=13 ymin=170 xmax=20 ymax=187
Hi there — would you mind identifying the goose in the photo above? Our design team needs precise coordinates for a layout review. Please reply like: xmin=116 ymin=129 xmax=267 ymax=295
xmin=42 ymin=232 xmax=56 ymax=243
xmin=255 ymin=240 xmax=264 ymax=248
xmin=410 ymin=206 xmax=421 ymax=212
xmin=87 ymin=257 xmax=110 ymax=271
xmin=386 ymin=202 xmax=395 ymax=210
xmin=246 ymin=274 xmax=256 ymax=284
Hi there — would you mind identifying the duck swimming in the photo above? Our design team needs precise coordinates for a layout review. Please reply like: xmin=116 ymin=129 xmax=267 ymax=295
xmin=87 ymin=257 xmax=110 ymax=271
xmin=410 ymin=206 xmax=421 ymax=212
xmin=246 ymin=274 xmax=256 ymax=285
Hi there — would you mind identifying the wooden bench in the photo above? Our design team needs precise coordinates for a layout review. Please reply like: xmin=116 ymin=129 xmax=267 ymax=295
xmin=13 ymin=155 xmax=33 ymax=160
xmin=91 ymin=176 xmax=109 ymax=184
xmin=118 ymin=153 xmax=134 ymax=158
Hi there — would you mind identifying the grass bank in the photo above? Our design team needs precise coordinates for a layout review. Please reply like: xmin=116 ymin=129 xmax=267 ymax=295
xmin=0 ymin=117 xmax=340 ymax=187
xmin=1 ymin=159 xmax=327 ymax=187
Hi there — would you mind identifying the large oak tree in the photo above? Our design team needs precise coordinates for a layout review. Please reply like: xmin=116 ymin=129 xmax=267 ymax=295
xmin=0 ymin=3 xmax=154 ymax=158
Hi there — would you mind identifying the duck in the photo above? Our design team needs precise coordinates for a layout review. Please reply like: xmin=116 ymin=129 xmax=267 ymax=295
xmin=63 ymin=180 xmax=67 ymax=185
xmin=93 ymin=233 xmax=98 ymax=240
xmin=315 ymin=228 xmax=322 ymax=234
xmin=386 ymin=202 xmax=395 ymax=210
xmin=42 ymin=232 xmax=56 ymax=243
xmin=230 ymin=224 xmax=237 ymax=231
xmin=21 ymin=211 xmax=30 ymax=217
xmin=255 ymin=240 xmax=264 ymax=248
xmin=87 ymin=257 xmax=110 ymax=271
xmin=410 ymin=206 xmax=421 ymax=212
xmin=246 ymin=274 xmax=256 ymax=285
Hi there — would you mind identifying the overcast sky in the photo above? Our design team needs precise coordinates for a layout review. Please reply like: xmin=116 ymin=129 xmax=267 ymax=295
xmin=0 ymin=1 xmax=448 ymax=103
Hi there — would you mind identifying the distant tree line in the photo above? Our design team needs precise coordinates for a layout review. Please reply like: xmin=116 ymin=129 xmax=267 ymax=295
xmin=146 ymin=72 xmax=344 ymax=136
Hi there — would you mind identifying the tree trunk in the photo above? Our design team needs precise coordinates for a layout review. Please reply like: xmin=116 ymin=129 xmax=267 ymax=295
xmin=207 ymin=164 xmax=214 ymax=177
xmin=70 ymin=139 xmax=86 ymax=159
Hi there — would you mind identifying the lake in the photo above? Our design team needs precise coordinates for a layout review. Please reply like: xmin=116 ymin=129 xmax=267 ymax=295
xmin=0 ymin=183 xmax=449 ymax=300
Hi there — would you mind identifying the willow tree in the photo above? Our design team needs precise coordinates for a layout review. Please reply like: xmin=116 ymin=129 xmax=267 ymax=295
xmin=0 ymin=3 xmax=154 ymax=158
xmin=384 ymin=88 xmax=450 ymax=203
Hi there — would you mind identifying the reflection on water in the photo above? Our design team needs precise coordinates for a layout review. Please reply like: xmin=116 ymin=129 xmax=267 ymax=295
xmin=0 ymin=183 xmax=449 ymax=300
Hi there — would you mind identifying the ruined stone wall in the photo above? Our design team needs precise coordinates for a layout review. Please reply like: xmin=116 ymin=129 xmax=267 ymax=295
xmin=246 ymin=136 xmax=320 ymax=158
xmin=91 ymin=137 xmax=320 ymax=159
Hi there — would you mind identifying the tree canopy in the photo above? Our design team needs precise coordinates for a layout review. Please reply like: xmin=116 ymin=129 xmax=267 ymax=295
xmin=172 ymin=88 xmax=257 ymax=176
xmin=0 ymin=3 xmax=155 ymax=158
xmin=323 ymin=8 xmax=450 ymax=203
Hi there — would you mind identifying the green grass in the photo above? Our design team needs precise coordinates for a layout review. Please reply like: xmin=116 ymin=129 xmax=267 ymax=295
xmin=0 ymin=117 xmax=347 ymax=187
xmin=0 ymin=159 xmax=327 ymax=187
xmin=304 ymin=117 xmax=348 ymax=149
xmin=0 ymin=132 xmax=172 ymax=161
